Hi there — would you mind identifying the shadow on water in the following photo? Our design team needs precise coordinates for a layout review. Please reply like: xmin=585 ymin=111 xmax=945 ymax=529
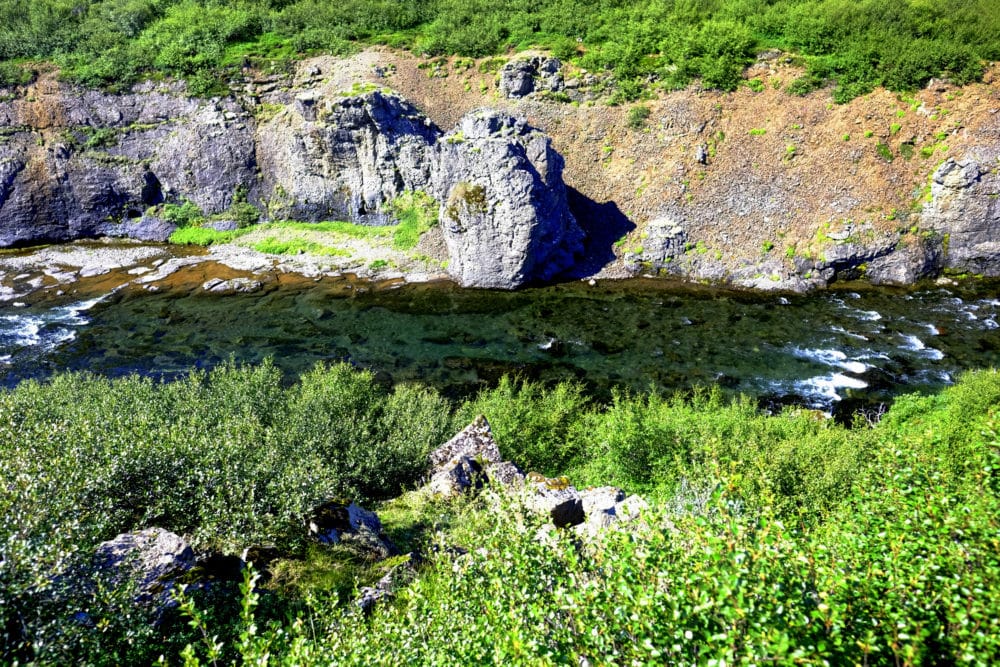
xmin=561 ymin=187 xmax=635 ymax=279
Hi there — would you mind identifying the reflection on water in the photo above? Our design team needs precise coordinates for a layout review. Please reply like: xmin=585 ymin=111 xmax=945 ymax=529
xmin=1 ymin=268 xmax=998 ymax=415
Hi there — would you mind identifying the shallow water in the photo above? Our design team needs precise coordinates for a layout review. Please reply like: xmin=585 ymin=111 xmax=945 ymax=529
xmin=1 ymin=264 xmax=998 ymax=414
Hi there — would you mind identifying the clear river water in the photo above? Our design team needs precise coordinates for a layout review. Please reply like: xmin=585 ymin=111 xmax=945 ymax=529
xmin=1 ymin=257 xmax=997 ymax=418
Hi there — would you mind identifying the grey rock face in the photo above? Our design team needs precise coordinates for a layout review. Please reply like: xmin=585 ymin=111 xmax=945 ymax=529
xmin=499 ymin=57 xmax=564 ymax=99
xmin=429 ymin=414 xmax=501 ymax=468
xmin=2 ymin=84 xmax=583 ymax=288
xmin=0 ymin=86 xmax=256 ymax=247
xmin=94 ymin=528 xmax=194 ymax=606
xmin=433 ymin=110 xmax=584 ymax=288
xmin=256 ymin=90 xmax=439 ymax=223
xmin=922 ymin=158 xmax=1000 ymax=276
xmin=866 ymin=237 xmax=942 ymax=285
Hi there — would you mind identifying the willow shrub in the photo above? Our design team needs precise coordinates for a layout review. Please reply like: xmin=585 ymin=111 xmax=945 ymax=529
xmin=184 ymin=373 xmax=1000 ymax=666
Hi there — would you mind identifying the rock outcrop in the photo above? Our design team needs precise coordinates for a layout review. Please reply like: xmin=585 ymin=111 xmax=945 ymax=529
xmin=498 ymin=57 xmax=564 ymax=99
xmin=922 ymin=157 xmax=1000 ymax=276
xmin=256 ymin=90 xmax=439 ymax=223
xmin=0 ymin=81 xmax=257 ymax=247
xmin=434 ymin=111 xmax=584 ymax=288
xmin=1 ymin=82 xmax=582 ymax=289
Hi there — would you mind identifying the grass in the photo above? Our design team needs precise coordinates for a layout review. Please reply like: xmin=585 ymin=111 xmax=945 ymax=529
xmin=252 ymin=236 xmax=352 ymax=257
xmin=168 ymin=191 xmax=438 ymax=255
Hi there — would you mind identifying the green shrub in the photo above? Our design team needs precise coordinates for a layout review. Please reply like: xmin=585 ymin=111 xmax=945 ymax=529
xmin=626 ymin=104 xmax=650 ymax=130
xmin=457 ymin=377 xmax=590 ymax=475
xmin=0 ymin=60 xmax=32 ymax=86
xmin=160 ymin=199 xmax=204 ymax=227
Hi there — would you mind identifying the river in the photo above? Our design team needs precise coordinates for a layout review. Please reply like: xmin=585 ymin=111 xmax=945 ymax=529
xmin=1 ymin=245 xmax=997 ymax=418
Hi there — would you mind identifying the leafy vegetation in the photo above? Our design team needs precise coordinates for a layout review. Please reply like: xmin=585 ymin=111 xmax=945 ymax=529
xmin=252 ymin=235 xmax=352 ymax=256
xmin=1 ymin=1 xmax=997 ymax=101
xmin=1 ymin=361 xmax=998 ymax=664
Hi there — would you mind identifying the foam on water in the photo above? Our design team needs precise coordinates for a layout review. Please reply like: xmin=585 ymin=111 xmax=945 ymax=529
xmin=788 ymin=346 xmax=869 ymax=374
xmin=830 ymin=325 xmax=869 ymax=341
xmin=0 ymin=294 xmax=108 ymax=356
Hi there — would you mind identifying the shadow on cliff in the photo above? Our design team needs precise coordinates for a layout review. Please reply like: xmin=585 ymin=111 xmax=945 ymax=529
xmin=559 ymin=187 xmax=635 ymax=280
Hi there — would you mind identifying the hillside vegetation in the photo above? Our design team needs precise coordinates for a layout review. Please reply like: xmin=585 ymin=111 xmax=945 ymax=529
xmin=1 ymin=0 xmax=998 ymax=99
xmin=1 ymin=363 xmax=999 ymax=664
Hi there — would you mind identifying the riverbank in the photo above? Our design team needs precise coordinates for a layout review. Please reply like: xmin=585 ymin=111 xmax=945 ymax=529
xmin=3 ymin=48 xmax=999 ymax=292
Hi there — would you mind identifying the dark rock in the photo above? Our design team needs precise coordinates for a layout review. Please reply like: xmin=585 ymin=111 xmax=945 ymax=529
xmin=206 ymin=219 xmax=239 ymax=232
xmin=257 ymin=90 xmax=439 ymax=224
xmin=307 ymin=500 xmax=396 ymax=559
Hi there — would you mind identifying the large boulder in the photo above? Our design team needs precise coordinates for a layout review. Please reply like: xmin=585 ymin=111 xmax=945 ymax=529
xmin=93 ymin=528 xmax=194 ymax=606
xmin=425 ymin=416 xmax=525 ymax=497
xmin=433 ymin=110 xmax=584 ymax=288
xmin=922 ymin=157 xmax=1000 ymax=276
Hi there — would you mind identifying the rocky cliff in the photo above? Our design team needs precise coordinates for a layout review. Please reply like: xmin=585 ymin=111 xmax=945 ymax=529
xmin=0 ymin=77 xmax=583 ymax=289
xmin=2 ymin=52 xmax=1000 ymax=291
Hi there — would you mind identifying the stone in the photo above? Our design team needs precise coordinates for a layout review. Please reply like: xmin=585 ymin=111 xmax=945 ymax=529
xmin=2 ymin=84 xmax=584 ymax=289
xmin=429 ymin=414 xmax=501 ymax=469
xmin=866 ymin=238 xmax=942 ymax=285
xmin=524 ymin=482 xmax=585 ymax=528
xmin=201 ymin=277 xmax=264 ymax=294
xmin=433 ymin=109 xmax=584 ymax=288
xmin=579 ymin=486 xmax=626 ymax=517
xmin=487 ymin=460 xmax=526 ymax=488
xmin=93 ymin=528 xmax=194 ymax=605
xmin=427 ymin=455 xmax=485 ymax=498
xmin=355 ymin=553 xmax=418 ymax=613
xmin=307 ymin=500 xmax=385 ymax=546
xmin=615 ymin=494 xmax=650 ymax=521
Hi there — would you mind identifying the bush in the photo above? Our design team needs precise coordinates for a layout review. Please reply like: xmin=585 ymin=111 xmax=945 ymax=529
xmin=160 ymin=199 xmax=204 ymax=227
xmin=626 ymin=104 xmax=650 ymax=130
